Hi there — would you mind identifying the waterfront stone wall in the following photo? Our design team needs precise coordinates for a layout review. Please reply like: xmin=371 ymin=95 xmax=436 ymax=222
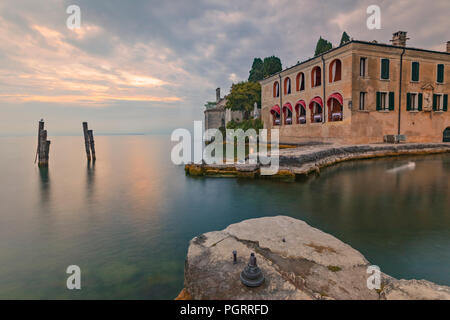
xmin=185 ymin=142 xmax=450 ymax=179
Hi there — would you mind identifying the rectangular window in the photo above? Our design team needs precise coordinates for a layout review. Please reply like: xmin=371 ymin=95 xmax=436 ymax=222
xmin=437 ymin=64 xmax=444 ymax=83
xmin=377 ymin=91 xmax=394 ymax=111
xmin=433 ymin=94 xmax=448 ymax=111
xmin=381 ymin=58 xmax=390 ymax=80
xmin=360 ymin=57 xmax=367 ymax=77
xmin=379 ymin=92 xmax=387 ymax=110
xmin=411 ymin=93 xmax=417 ymax=110
xmin=411 ymin=62 xmax=419 ymax=82
xmin=434 ymin=94 xmax=442 ymax=111
xmin=359 ymin=92 xmax=366 ymax=110
xmin=407 ymin=93 xmax=423 ymax=111
xmin=381 ymin=92 xmax=387 ymax=109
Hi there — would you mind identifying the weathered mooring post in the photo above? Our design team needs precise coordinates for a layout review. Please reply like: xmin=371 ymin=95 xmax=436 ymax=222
xmin=82 ymin=122 xmax=91 ymax=161
xmin=88 ymin=129 xmax=96 ymax=161
xmin=83 ymin=122 xmax=96 ymax=162
xmin=35 ymin=120 xmax=45 ymax=163
xmin=36 ymin=120 xmax=51 ymax=167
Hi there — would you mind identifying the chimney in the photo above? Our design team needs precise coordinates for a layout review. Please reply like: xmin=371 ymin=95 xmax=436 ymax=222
xmin=447 ymin=41 xmax=450 ymax=53
xmin=390 ymin=31 xmax=409 ymax=47
xmin=216 ymin=88 xmax=221 ymax=103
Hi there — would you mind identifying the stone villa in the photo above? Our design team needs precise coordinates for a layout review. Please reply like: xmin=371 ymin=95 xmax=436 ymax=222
xmin=204 ymin=88 xmax=243 ymax=131
xmin=260 ymin=31 xmax=450 ymax=144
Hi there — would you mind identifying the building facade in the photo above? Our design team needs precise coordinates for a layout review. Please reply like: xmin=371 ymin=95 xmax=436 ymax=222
xmin=204 ymin=88 xmax=243 ymax=131
xmin=260 ymin=32 xmax=450 ymax=144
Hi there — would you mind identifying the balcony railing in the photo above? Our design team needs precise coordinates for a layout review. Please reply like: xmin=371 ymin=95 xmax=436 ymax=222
xmin=313 ymin=114 xmax=323 ymax=123
xmin=331 ymin=112 xmax=343 ymax=121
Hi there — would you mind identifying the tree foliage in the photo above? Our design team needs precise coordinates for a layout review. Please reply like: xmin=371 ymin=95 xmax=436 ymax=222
xmin=248 ymin=58 xmax=264 ymax=82
xmin=204 ymin=101 xmax=217 ymax=109
xmin=314 ymin=37 xmax=333 ymax=56
xmin=248 ymin=56 xmax=282 ymax=81
xmin=262 ymin=56 xmax=282 ymax=78
xmin=340 ymin=31 xmax=350 ymax=45
xmin=225 ymin=81 xmax=261 ymax=120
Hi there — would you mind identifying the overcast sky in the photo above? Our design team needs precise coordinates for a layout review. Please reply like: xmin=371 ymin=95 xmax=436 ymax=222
xmin=0 ymin=0 xmax=449 ymax=135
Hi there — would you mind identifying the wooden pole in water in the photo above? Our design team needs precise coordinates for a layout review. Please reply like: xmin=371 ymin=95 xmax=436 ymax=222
xmin=35 ymin=120 xmax=44 ymax=163
xmin=44 ymin=140 xmax=51 ymax=165
xmin=82 ymin=122 xmax=91 ymax=161
xmin=38 ymin=129 xmax=49 ymax=167
xmin=88 ymin=129 xmax=96 ymax=161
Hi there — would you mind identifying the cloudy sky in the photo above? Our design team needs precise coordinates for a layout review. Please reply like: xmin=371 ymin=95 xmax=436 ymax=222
xmin=0 ymin=0 xmax=448 ymax=135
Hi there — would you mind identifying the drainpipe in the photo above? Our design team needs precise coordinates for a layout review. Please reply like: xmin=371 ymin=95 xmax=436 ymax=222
xmin=279 ymin=74 xmax=283 ymax=126
xmin=321 ymin=55 xmax=326 ymax=123
xmin=397 ymin=48 xmax=406 ymax=137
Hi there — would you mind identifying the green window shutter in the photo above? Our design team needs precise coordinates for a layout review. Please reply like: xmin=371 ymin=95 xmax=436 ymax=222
xmin=437 ymin=64 xmax=444 ymax=83
xmin=389 ymin=92 xmax=395 ymax=111
xmin=444 ymin=94 xmax=448 ymax=112
xmin=381 ymin=59 xmax=389 ymax=79
xmin=418 ymin=93 xmax=423 ymax=111
xmin=376 ymin=92 xmax=381 ymax=110
xmin=406 ymin=93 xmax=411 ymax=111
xmin=412 ymin=62 xmax=419 ymax=81
xmin=433 ymin=94 xmax=437 ymax=111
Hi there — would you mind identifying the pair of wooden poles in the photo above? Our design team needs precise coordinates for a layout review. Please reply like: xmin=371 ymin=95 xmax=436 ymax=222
xmin=35 ymin=121 xmax=96 ymax=167
xmin=82 ymin=122 xmax=96 ymax=162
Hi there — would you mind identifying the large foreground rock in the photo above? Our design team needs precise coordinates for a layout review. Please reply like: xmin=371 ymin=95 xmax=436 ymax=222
xmin=184 ymin=216 xmax=450 ymax=300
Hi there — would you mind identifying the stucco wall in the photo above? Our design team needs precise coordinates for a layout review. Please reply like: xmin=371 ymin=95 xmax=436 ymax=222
xmin=204 ymin=110 xmax=224 ymax=131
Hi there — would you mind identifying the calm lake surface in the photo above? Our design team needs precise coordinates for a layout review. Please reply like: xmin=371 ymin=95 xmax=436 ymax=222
xmin=0 ymin=135 xmax=449 ymax=299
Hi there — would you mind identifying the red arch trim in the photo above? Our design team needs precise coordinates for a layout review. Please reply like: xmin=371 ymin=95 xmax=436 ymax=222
xmin=282 ymin=103 xmax=293 ymax=113
xmin=327 ymin=93 xmax=343 ymax=107
xmin=309 ymin=96 xmax=323 ymax=109
xmin=295 ymin=100 xmax=306 ymax=110
xmin=270 ymin=105 xmax=280 ymax=114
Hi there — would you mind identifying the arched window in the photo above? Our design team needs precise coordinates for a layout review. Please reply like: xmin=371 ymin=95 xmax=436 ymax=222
xmin=284 ymin=77 xmax=291 ymax=95
xmin=296 ymin=72 xmax=305 ymax=91
xmin=283 ymin=103 xmax=293 ymax=125
xmin=311 ymin=66 xmax=321 ymax=87
xmin=309 ymin=97 xmax=323 ymax=123
xmin=295 ymin=100 xmax=306 ymax=124
xmin=329 ymin=59 xmax=342 ymax=82
xmin=444 ymin=127 xmax=450 ymax=142
xmin=327 ymin=93 xmax=343 ymax=121
xmin=270 ymin=105 xmax=281 ymax=126
xmin=273 ymin=81 xmax=279 ymax=97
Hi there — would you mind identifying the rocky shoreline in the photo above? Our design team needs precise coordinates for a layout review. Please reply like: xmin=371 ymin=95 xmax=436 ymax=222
xmin=185 ymin=142 xmax=450 ymax=180
xmin=179 ymin=216 xmax=450 ymax=300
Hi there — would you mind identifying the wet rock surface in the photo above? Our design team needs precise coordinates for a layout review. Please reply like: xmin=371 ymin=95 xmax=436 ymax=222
xmin=183 ymin=216 xmax=450 ymax=300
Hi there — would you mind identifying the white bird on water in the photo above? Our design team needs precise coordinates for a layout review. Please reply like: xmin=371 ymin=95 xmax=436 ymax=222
xmin=386 ymin=162 xmax=416 ymax=173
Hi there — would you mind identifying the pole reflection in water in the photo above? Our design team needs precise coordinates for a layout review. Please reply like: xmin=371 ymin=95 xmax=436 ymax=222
xmin=86 ymin=161 xmax=96 ymax=203
xmin=38 ymin=167 xmax=51 ymax=207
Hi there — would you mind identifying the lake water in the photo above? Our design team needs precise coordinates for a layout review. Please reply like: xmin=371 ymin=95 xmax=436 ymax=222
xmin=0 ymin=135 xmax=449 ymax=299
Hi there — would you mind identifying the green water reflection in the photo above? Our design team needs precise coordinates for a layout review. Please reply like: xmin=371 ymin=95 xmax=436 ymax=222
xmin=0 ymin=136 xmax=448 ymax=299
